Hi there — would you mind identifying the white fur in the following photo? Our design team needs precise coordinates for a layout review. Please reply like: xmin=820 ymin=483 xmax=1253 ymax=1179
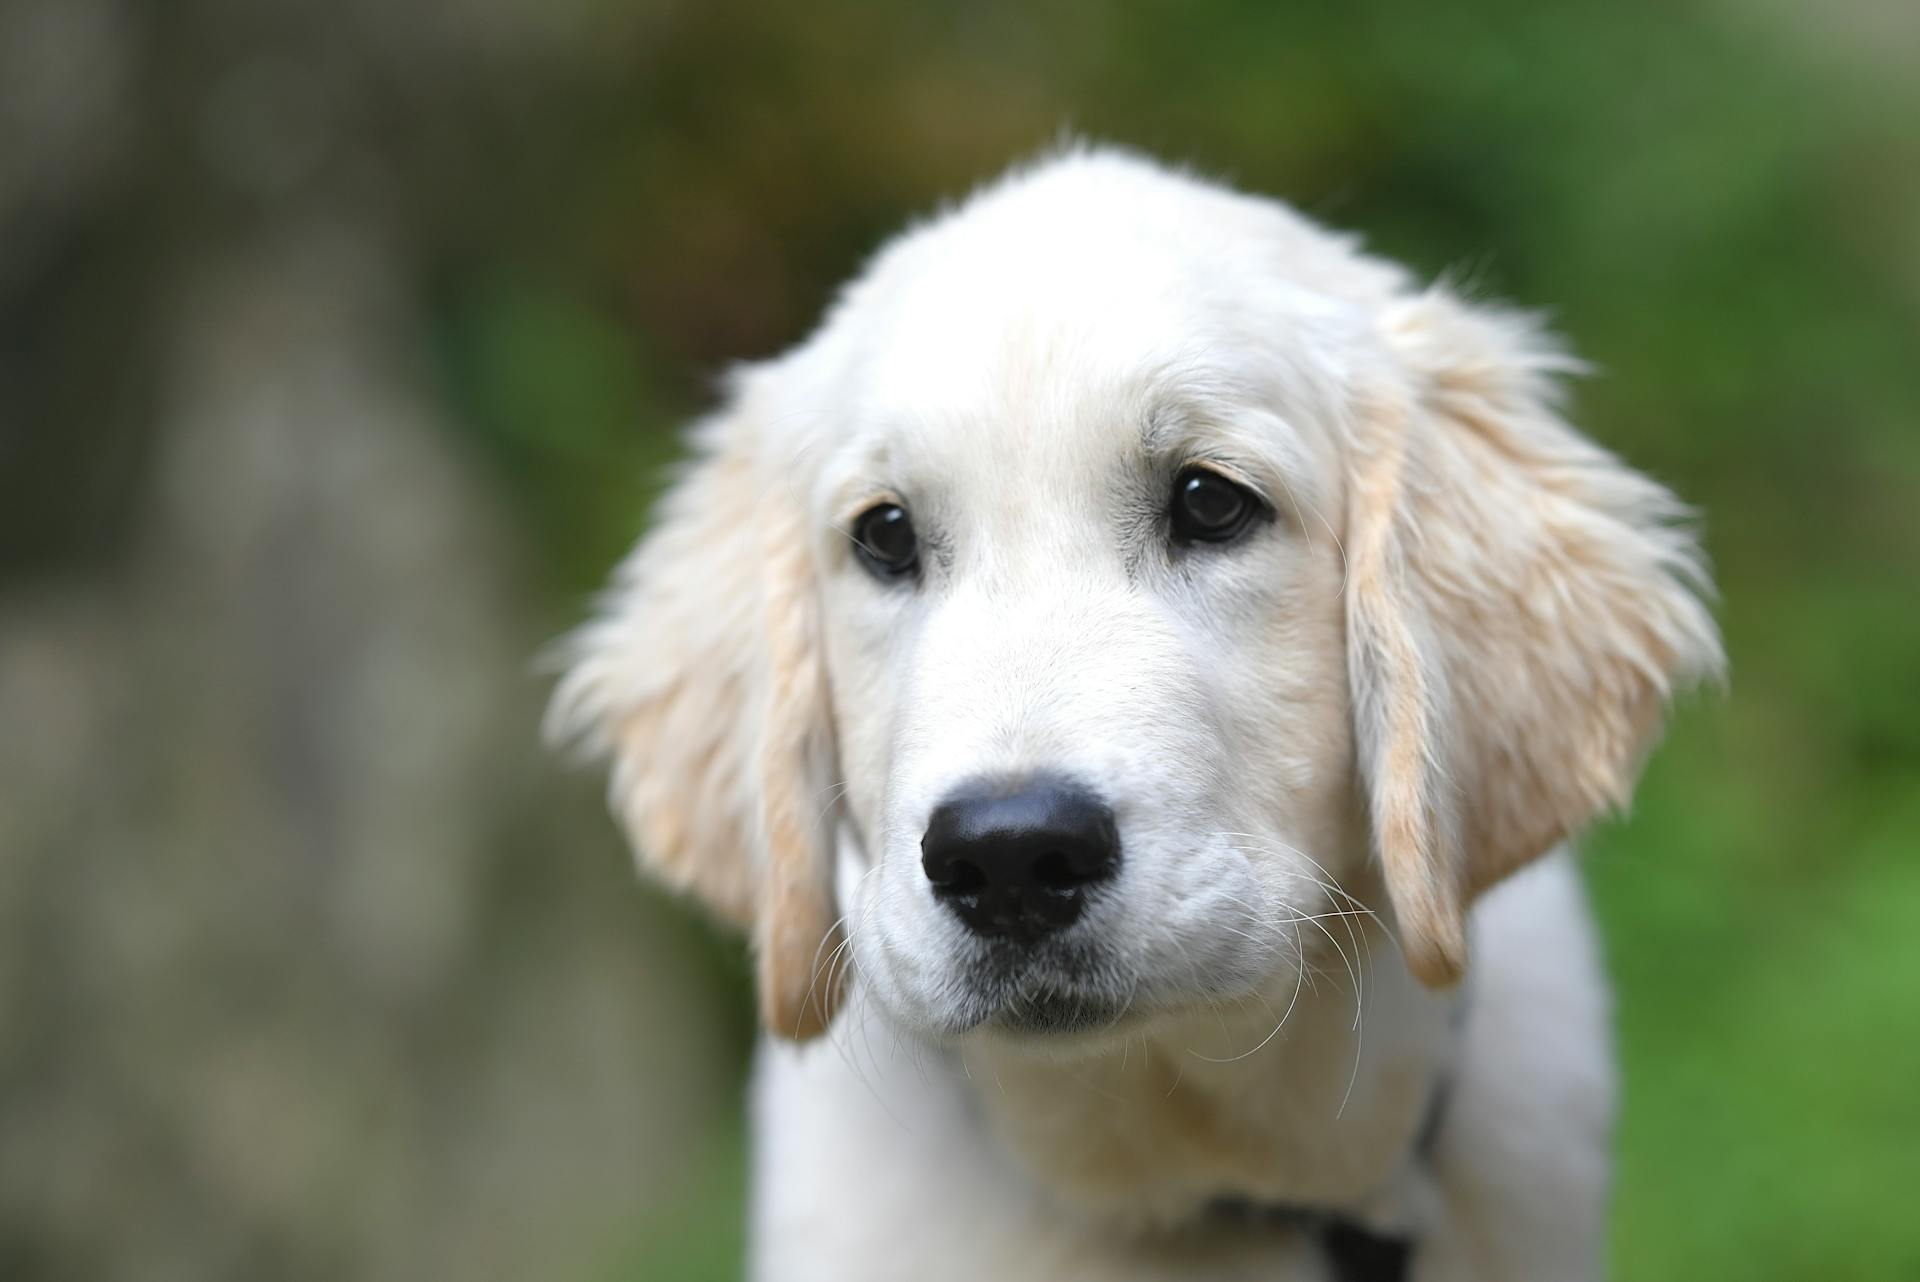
xmin=549 ymin=146 xmax=1722 ymax=1280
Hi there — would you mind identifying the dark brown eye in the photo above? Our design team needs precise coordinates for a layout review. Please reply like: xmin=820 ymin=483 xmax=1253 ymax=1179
xmin=1170 ymin=468 xmax=1261 ymax=544
xmin=852 ymin=503 xmax=920 ymax=580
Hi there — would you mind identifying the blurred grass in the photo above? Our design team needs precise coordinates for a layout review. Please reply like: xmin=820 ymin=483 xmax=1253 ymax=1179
xmin=418 ymin=3 xmax=1918 ymax=1274
xmin=1590 ymin=712 xmax=1920 ymax=1279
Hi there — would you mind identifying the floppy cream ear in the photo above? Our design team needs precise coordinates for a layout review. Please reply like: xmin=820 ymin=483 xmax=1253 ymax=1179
xmin=1348 ymin=290 xmax=1724 ymax=986
xmin=547 ymin=384 xmax=845 ymax=1040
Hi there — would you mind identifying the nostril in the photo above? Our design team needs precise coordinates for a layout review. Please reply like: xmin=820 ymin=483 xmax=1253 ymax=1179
xmin=930 ymin=857 xmax=987 ymax=897
xmin=1031 ymin=849 xmax=1098 ymax=892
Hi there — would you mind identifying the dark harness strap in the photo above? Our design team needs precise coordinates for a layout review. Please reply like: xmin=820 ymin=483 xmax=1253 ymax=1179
xmin=1203 ymin=1197 xmax=1412 ymax=1282
xmin=1321 ymin=1217 xmax=1415 ymax=1282
xmin=1201 ymin=997 xmax=1462 ymax=1282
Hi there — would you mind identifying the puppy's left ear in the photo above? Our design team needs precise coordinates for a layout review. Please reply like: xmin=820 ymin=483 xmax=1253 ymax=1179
xmin=1347 ymin=289 xmax=1724 ymax=987
xmin=547 ymin=371 xmax=845 ymax=1040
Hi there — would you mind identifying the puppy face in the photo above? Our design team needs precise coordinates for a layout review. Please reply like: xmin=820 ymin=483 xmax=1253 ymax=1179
xmin=805 ymin=266 xmax=1364 ymax=1040
xmin=549 ymin=148 xmax=1722 ymax=1046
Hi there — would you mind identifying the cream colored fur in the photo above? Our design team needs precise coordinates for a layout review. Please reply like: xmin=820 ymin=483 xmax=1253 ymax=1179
xmin=548 ymin=146 xmax=1722 ymax=1280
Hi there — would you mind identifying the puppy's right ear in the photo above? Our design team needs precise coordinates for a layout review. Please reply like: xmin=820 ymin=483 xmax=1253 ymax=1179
xmin=546 ymin=377 xmax=845 ymax=1040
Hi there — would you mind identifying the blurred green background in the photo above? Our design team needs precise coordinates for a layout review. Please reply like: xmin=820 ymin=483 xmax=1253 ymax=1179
xmin=2 ymin=1 xmax=1916 ymax=1279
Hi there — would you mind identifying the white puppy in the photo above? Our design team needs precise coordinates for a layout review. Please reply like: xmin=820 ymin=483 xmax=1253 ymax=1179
xmin=550 ymin=147 xmax=1722 ymax=1281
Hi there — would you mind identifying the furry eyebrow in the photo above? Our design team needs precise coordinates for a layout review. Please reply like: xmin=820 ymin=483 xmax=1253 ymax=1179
xmin=1139 ymin=393 xmax=1332 ymax=524
xmin=817 ymin=429 xmax=903 ymax=531
xmin=830 ymin=486 xmax=901 ymax=532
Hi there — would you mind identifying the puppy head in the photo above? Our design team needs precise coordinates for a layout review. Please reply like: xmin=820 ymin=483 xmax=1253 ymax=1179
xmin=550 ymin=149 xmax=1722 ymax=1044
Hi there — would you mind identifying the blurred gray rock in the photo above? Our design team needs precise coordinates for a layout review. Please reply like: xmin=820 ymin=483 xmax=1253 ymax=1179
xmin=0 ymin=216 xmax=741 ymax=1282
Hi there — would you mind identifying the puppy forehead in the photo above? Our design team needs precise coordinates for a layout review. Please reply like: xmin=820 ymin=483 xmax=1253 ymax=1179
xmin=817 ymin=317 xmax=1338 ymax=523
xmin=798 ymin=157 xmax=1374 ymax=510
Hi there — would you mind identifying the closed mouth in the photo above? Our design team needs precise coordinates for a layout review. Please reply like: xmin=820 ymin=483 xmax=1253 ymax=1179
xmin=987 ymin=986 xmax=1132 ymax=1036
xmin=954 ymin=940 xmax=1139 ymax=1036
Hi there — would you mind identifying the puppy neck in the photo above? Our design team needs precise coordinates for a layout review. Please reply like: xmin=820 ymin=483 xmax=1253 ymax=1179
xmin=952 ymin=921 xmax=1459 ymax=1230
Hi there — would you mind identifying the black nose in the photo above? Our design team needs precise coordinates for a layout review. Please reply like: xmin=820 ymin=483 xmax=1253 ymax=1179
xmin=920 ymin=779 xmax=1121 ymax=942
